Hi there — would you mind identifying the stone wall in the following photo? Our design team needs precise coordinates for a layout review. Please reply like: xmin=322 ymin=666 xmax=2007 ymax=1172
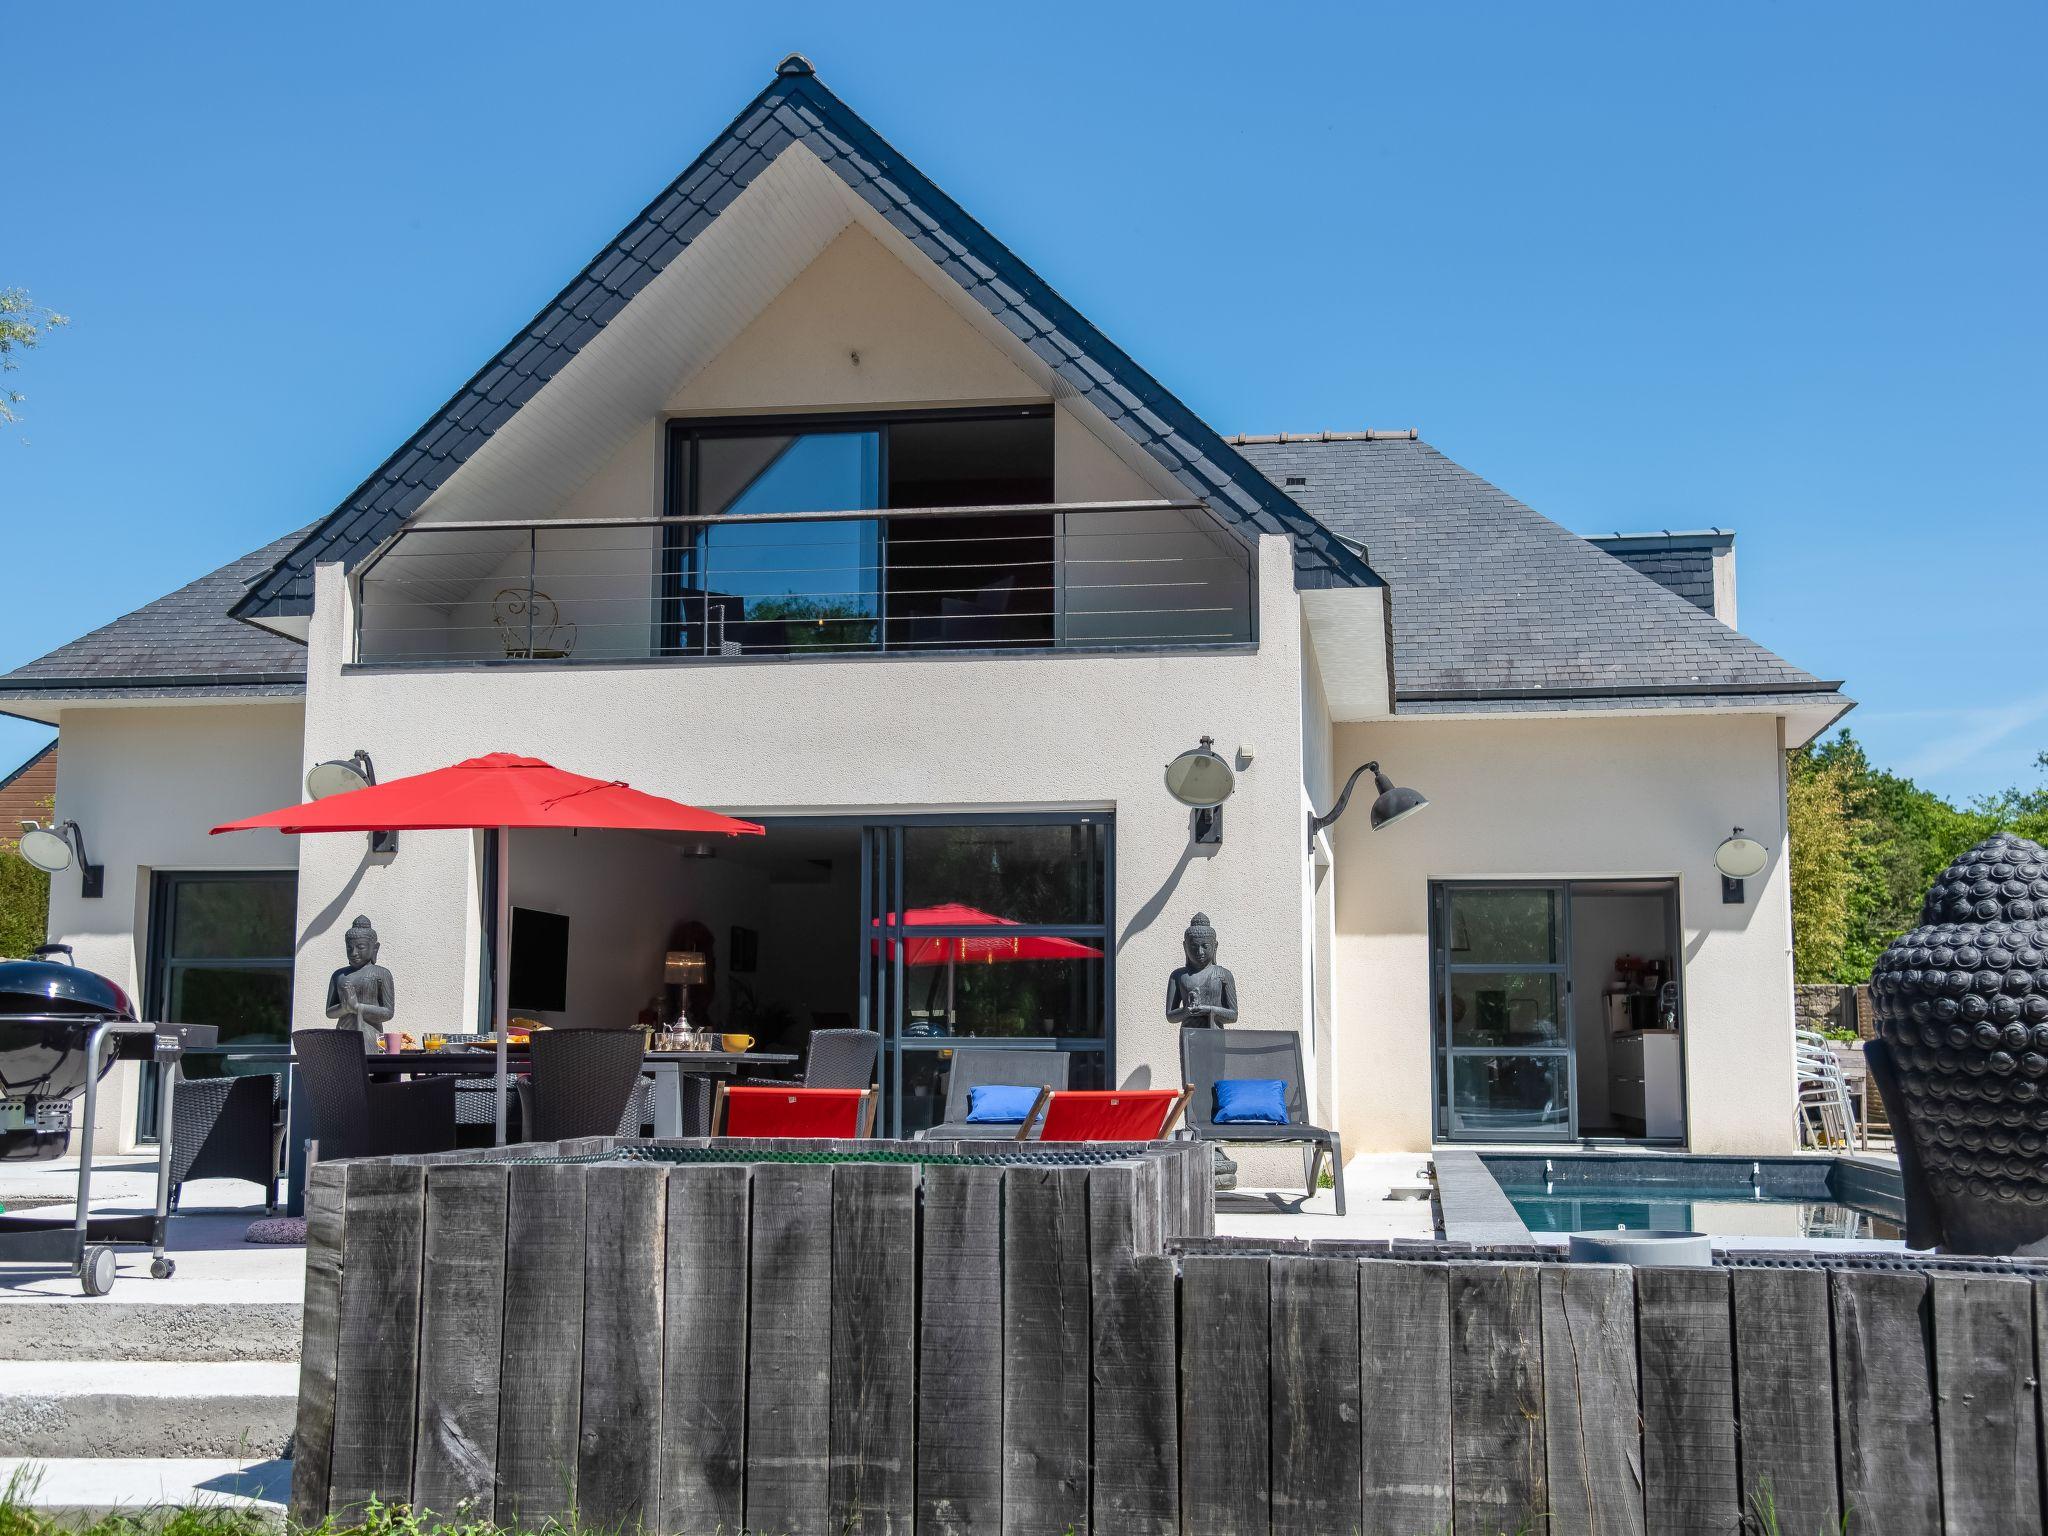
xmin=1796 ymin=982 xmax=1873 ymax=1038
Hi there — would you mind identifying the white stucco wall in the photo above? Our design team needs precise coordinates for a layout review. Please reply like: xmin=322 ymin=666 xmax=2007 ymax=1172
xmin=1328 ymin=711 xmax=1797 ymax=1154
xmin=43 ymin=701 xmax=304 ymax=1150
xmin=298 ymin=539 xmax=1313 ymax=1102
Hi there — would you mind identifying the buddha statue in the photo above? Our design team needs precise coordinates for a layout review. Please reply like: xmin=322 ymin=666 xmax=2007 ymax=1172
xmin=1168 ymin=912 xmax=1239 ymax=1190
xmin=326 ymin=915 xmax=396 ymax=1042
xmin=1166 ymin=912 xmax=1238 ymax=1028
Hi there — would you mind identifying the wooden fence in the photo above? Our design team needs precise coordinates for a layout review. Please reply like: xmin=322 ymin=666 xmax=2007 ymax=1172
xmin=291 ymin=1140 xmax=2045 ymax=1536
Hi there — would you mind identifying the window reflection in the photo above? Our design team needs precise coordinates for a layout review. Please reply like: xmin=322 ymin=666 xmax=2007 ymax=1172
xmin=902 ymin=823 xmax=1105 ymax=925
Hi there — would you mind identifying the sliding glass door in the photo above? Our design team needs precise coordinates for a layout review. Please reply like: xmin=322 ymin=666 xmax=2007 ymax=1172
xmin=1433 ymin=883 xmax=1575 ymax=1141
xmin=861 ymin=816 xmax=1112 ymax=1137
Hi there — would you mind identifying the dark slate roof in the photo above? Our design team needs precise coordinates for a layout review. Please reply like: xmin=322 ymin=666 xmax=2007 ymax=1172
xmin=232 ymin=57 xmax=1376 ymax=622
xmin=1586 ymin=530 xmax=1731 ymax=616
xmin=0 ymin=530 xmax=312 ymax=706
xmin=1232 ymin=435 xmax=1842 ymax=708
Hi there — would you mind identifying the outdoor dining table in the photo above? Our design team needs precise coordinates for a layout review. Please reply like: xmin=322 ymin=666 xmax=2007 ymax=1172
xmin=268 ymin=1045 xmax=797 ymax=1214
xmin=363 ymin=1047 xmax=798 ymax=1137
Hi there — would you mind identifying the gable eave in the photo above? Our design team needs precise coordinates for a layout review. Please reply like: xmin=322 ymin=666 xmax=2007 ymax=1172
xmin=233 ymin=62 xmax=1376 ymax=623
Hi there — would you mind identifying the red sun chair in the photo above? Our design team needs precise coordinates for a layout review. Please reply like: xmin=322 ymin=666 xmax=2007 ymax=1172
xmin=1017 ymin=1087 xmax=1191 ymax=1142
xmin=714 ymin=1084 xmax=878 ymax=1139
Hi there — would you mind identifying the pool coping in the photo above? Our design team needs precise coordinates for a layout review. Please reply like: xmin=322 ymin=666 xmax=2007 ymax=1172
xmin=1436 ymin=1149 xmax=1907 ymax=1247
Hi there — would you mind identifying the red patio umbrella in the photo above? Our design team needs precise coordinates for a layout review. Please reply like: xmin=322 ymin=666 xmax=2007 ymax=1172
xmin=213 ymin=753 xmax=763 ymax=1142
xmin=873 ymin=902 xmax=1103 ymax=1029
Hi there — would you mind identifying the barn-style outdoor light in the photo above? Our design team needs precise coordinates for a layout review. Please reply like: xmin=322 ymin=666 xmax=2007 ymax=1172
xmin=17 ymin=819 xmax=103 ymax=899
xmin=1713 ymin=827 xmax=1768 ymax=903
xmin=1308 ymin=761 xmax=1429 ymax=851
xmin=306 ymin=750 xmax=397 ymax=854
xmin=1164 ymin=736 xmax=1235 ymax=845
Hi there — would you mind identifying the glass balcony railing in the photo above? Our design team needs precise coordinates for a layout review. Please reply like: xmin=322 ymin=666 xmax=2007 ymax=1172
xmin=351 ymin=501 xmax=1256 ymax=665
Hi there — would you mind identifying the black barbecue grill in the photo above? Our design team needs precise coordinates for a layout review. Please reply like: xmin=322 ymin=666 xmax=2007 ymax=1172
xmin=0 ymin=952 xmax=215 ymax=1294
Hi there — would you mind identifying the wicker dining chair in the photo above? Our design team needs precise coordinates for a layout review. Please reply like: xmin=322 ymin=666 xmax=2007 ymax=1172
xmin=169 ymin=1070 xmax=283 ymax=1212
xmin=516 ymin=1028 xmax=652 ymax=1143
xmin=292 ymin=1030 xmax=456 ymax=1162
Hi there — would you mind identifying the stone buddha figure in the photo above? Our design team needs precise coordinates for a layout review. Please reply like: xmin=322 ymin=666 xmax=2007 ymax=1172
xmin=326 ymin=915 xmax=396 ymax=1041
xmin=1166 ymin=912 xmax=1238 ymax=1029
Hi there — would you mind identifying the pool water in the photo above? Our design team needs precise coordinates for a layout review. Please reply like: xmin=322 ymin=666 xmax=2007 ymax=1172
xmin=1507 ymin=1184 xmax=1901 ymax=1242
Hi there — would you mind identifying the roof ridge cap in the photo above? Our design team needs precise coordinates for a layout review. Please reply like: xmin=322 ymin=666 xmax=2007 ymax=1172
xmin=1227 ymin=429 xmax=1417 ymax=445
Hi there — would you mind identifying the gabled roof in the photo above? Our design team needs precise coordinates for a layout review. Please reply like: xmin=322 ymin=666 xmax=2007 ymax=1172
xmin=0 ymin=530 xmax=312 ymax=716
xmin=232 ymin=56 xmax=1376 ymax=622
xmin=0 ymin=741 xmax=58 ymax=829
xmin=1231 ymin=434 xmax=1848 ymax=716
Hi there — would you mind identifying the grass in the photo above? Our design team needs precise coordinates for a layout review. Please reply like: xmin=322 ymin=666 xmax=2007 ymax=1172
xmin=2 ymin=1469 xmax=1852 ymax=1536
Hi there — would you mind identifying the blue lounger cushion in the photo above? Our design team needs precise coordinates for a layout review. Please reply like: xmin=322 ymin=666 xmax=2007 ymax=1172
xmin=1212 ymin=1077 xmax=1291 ymax=1125
xmin=965 ymin=1084 xmax=1045 ymax=1124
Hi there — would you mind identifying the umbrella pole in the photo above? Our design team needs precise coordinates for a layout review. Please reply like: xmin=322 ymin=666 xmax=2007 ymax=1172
xmin=494 ymin=824 xmax=511 ymax=1146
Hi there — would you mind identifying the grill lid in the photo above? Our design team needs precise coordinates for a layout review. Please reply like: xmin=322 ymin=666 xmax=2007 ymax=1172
xmin=0 ymin=958 xmax=134 ymax=1020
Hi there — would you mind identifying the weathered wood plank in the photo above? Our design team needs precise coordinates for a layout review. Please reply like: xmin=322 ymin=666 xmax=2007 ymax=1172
xmin=1359 ymin=1259 xmax=1452 ymax=1536
xmin=1540 ymin=1264 xmax=1644 ymax=1536
xmin=412 ymin=1165 xmax=509 ymax=1519
xmin=1003 ymin=1166 xmax=1092 ymax=1536
xmin=745 ymin=1161 xmax=834 ymax=1536
xmin=1271 ymin=1256 xmax=1363 ymax=1536
xmin=829 ymin=1162 xmax=917 ymax=1534
xmin=328 ymin=1161 xmax=427 ymax=1517
xmin=1089 ymin=1165 xmax=1177 ymax=1536
xmin=1637 ymin=1266 xmax=1739 ymax=1535
xmin=1181 ymin=1253 xmax=1271 ymax=1536
xmin=919 ymin=1163 xmax=1004 ymax=1536
xmin=1449 ymin=1264 xmax=1545 ymax=1536
xmin=1834 ymin=1269 xmax=1941 ymax=1536
xmin=495 ymin=1163 xmax=586 ymax=1525
xmin=660 ymin=1162 xmax=751 ymax=1536
xmin=1932 ymin=1273 xmax=2040 ymax=1535
xmin=288 ymin=1161 xmax=348 ymax=1525
xmin=1731 ymin=1266 xmax=1839 ymax=1536
xmin=578 ymin=1163 xmax=665 ymax=1531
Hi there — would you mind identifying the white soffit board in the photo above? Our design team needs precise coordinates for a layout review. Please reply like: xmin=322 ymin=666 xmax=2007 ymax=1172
xmin=1302 ymin=586 xmax=1392 ymax=720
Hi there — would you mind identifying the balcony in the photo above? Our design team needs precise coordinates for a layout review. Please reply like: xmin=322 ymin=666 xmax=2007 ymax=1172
xmin=351 ymin=501 xmax=1255 ymax=666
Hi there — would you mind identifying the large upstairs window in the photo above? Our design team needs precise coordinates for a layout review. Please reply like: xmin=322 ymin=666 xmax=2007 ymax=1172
xmin=662 ymin=408 xmax=1054 ymax=656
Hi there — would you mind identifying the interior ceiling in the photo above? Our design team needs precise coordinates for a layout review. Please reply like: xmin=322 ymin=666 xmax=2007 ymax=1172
xmin=408 ymin=142 xmax=1186 ymax=531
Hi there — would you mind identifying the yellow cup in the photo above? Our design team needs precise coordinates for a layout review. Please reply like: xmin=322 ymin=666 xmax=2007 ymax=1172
xmin=722 ymin=1033 xmax=755 ymax=1053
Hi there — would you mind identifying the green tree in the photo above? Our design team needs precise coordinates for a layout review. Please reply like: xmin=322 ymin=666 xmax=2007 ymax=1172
xmin=1786 ymin=746 xmax=1859 ymax=983
xmin=0 ymin=844 xmax=50 ymax=959
xmin=1789 ymin=733 xmax=2048 ymax=982
xmin=0 ymin=287 xmax=68 ymax=427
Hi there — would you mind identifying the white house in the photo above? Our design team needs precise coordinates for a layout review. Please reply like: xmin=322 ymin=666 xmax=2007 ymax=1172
xmin=1 ymin=58 xmax=1848 ymax=1159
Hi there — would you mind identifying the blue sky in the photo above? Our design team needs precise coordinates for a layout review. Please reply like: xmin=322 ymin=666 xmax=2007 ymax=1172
xmin=4 ymin=3 xmax=2043 ymax=802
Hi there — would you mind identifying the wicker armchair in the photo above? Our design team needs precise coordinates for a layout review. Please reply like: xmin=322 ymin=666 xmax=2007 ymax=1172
xmin=169 ymin=1071 xmax=283 ymax=1211
xmin=292 ymin=1030 xmax=456 ymax=1162
xmin=743 ymin=1027 xmax=878 ymax=1090
xmin=516 ymin=1029 xmax=652 ymax=1142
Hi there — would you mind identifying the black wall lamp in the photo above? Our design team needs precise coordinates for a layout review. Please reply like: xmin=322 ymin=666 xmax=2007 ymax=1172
xmin=16 ymin=819 xmax=104 ymax=899
xmin=307 ymin=750 xmax=398 ymax=854
xmin=1308 ymin=761 xmax=1429 ymax=851
xmin=1164 ymin=736 xmax=1235 ymax=845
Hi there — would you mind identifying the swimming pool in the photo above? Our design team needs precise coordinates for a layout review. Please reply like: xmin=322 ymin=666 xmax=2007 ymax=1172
xmin=1505 ymin=1184 xmax=1900 ymax=1241
xmin=1449 ymin=1153 xmax=1906 ymax=1246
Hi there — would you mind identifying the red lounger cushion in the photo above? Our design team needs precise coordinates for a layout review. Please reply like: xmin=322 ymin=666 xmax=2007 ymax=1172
xmin=1032 ymin=1088 xmax=1187 ymax=1142
xmin=719 ymin=1086 xmax=872 ymax=1138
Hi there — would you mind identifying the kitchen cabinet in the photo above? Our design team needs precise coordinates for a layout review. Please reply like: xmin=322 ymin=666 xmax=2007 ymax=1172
xmin=1608 ymin=1029 xmax=1684 ymax=1139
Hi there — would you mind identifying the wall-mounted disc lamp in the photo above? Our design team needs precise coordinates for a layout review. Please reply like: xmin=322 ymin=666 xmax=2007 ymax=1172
xmin=1714 ymin=827 xmax=1768 ymax=904
xmin=307 ymin=750 xmax=398 ymax=854
xmin=17 ymin=819 xmax=104 ymax=898
xmin=1308 ymin=761 xmax=1429 ymax=851
xmin=1164 ymin=736 xmax=1235 ymax=845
